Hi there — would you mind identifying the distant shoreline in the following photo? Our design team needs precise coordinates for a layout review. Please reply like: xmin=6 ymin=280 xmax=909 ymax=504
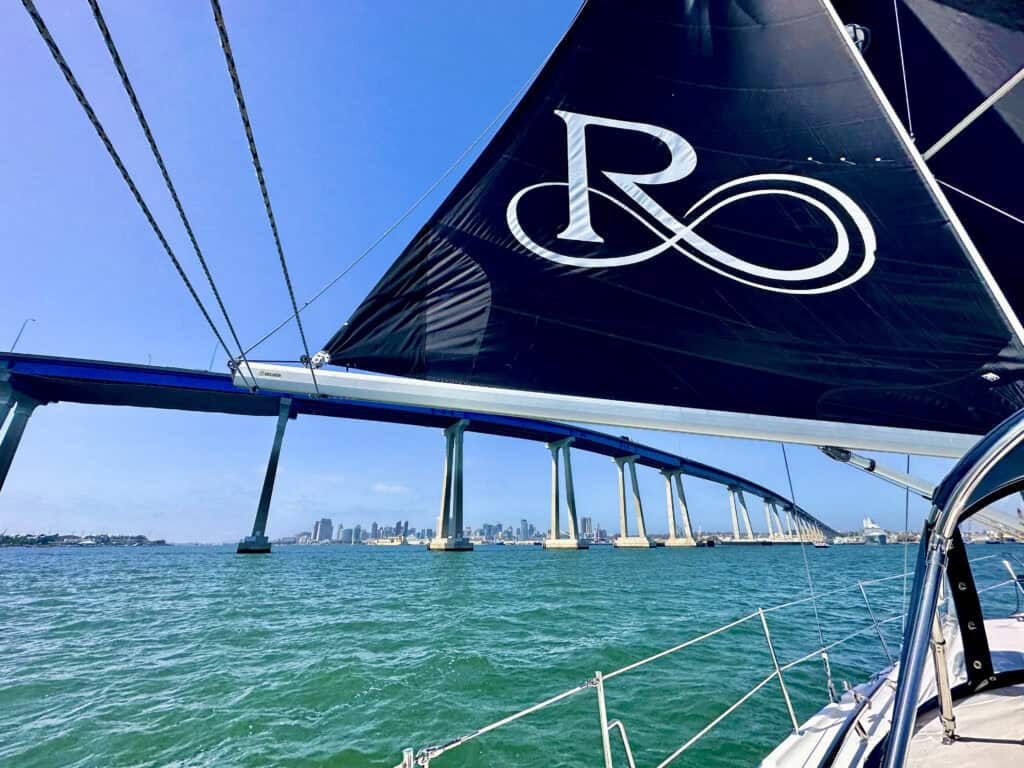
xmin=0 ymin=534 xmax=167 ymax=548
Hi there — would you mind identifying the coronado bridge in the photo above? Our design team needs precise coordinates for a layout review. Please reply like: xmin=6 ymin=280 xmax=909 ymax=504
xmin=0 ymin=1 xmax=907 ymax=556
xmin=0 ymin=352 xmax=838 ymax=552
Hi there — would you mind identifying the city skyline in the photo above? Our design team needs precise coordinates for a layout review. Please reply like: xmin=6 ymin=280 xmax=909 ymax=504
xmin=0 ymin=0 xmax=986 ymax=544
xmin=0 ymin=409 xmax=963 ymax=543
xmin=273 ymin=506 xmax=927 ymax=549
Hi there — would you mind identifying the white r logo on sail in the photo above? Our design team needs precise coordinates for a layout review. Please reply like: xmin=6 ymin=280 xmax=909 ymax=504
xmin=507 ymin=109 xmax=876 ymax=294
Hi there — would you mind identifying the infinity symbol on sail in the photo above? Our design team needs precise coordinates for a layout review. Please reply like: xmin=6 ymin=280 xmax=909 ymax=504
xmin=507 ymin=173 xmax=877 ymax=295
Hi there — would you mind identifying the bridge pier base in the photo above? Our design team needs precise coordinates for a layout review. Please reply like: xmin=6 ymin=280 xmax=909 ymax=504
xmin=0 ymin=388 xmax=40 ymax=495
xmin=544 ymin=438 xmax=587 ymax=550
xmin=662 ymin=470 xmax=696 ymax=546
xmin=614 ymin=456 xmax=652 ymax=548
xmin=429 ymin=420 xmax=472 ymax=551
xmin=238 ymin=397 xmax=292 ymax=554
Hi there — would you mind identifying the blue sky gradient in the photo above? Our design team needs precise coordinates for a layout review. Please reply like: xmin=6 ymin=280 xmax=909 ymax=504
xmin=2 ymin=1 xmax=960 ymax=541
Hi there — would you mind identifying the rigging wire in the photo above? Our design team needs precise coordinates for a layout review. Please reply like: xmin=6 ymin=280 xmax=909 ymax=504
xmin=240 ymin=82 xmax=522 ymax=356
xmin=901 ymin=454 xmax=911 ymax=637
xmin=87 ymin=0 xmax=256 ymax=389
xmin=892 ymin=0 xmax=914 ymax=139
xmin=780 ymin=442 xmax=838 ymax=703
xmin=20 ymin=0 xmax=239 ymax=378
xmin=208 ymin=0 xmax=320 ymax=395
xmin=239 ymin=11 xmax=568 ymax=357
xmin=937 ymin=179 xmax=1024 ymax=228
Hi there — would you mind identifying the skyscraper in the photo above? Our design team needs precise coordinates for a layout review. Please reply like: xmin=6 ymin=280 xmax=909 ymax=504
xmin=312 ymin=518 xmax=333 ymax=543
xmin=370 ymin=521 xmax=380 ymax=540
xmin=580 ymin=516 xmax=594 ymax=538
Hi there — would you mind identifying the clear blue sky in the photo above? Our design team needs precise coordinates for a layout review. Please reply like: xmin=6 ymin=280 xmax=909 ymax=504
xmin=1 ymin=0 xmax=957 ymax=542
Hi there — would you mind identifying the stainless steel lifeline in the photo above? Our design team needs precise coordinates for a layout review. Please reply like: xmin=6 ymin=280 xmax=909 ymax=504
xmin=392 ymin=558 xmax=1012 ymax=767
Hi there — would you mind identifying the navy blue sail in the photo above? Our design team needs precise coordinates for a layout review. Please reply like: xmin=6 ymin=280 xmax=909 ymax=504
xmin=836 ymin=0 xmax=1024 ymax=321
xmin=323 ymin=0 xmax=1024 ymax=437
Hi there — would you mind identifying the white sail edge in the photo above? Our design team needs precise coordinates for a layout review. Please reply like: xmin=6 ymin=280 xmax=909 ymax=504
xmin=235 ymin=363 xmax=978 ymax=459
xmin=821 ymin=0 xmax=1024 ymax=346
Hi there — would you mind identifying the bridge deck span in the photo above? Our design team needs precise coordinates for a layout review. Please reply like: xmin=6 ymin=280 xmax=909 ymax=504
xmin=0 ymin=353 xmax=835 ymax=534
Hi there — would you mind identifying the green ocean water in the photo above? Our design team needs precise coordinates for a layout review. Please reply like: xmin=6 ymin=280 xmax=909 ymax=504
xmin=1 ymin=542 xmax=1020 ymax=768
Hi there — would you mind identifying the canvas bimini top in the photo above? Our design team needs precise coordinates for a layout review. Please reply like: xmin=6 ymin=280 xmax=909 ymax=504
xmin=318 ymin=0 xmax=1024 ymax=446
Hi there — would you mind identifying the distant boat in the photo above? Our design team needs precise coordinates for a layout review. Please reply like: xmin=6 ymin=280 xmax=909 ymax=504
xmin=985 ymin=534 xmax=1018 ymax=544
xmin=368 ymin=536 xmax=407 ymax=546
xmin=814 ymin=541 xmax=830 ymax=549
xmin=862 ymin=517 xmax=888 ymax=545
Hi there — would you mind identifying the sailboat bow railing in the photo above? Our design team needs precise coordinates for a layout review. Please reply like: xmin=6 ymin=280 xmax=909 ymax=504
xmin=392 ymin=558 xmax=1016 ymax=768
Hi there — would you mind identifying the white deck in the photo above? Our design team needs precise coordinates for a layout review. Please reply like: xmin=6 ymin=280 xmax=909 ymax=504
xmin=763 ymin=617 xmax=1024 ymax=768
xmin=908 ymin=684 xmax=1024 ymax=767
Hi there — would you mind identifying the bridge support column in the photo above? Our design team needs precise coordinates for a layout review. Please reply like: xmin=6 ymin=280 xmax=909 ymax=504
xmin=763 ymin=499 xmax=776 ymax=541
xmin=771 ymin=503 xmax=785 ymax=541
xmin=0 ymin=392 xmax=40 ymax=495
xmin=545 ymin=438 xmax=586 ymax=550
xmin=614 ymin=456 xmax=652 ymax=548
xmin=237 ymin=397 xmax=292 ymax=554
xmin=0 ymin=382 xmax=14 ymax=432
xmin=663 ymin=470 xmax=696 ymax=547
xmin=786 ymin=507 xmax=797 ymax=539
xmin=728 ymin=488 xmax=741 ymax=540
xmin=736 ymin=490 xmax=754 ymax=541
xmin=429 ymin=419 xmax=472 ymax=551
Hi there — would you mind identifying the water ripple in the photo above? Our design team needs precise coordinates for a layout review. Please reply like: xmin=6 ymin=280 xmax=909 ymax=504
xmin=1 ymin=543 xmax=1020 ymax=767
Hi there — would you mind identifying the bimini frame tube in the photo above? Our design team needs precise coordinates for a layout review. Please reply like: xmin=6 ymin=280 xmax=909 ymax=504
xmin=884 ymin=528 xmax=948 ymax=766
xmin=884 ymin=411 xmax=1024 ymax=767
xmin=819 ymin=446 xmax=934 ymax=499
